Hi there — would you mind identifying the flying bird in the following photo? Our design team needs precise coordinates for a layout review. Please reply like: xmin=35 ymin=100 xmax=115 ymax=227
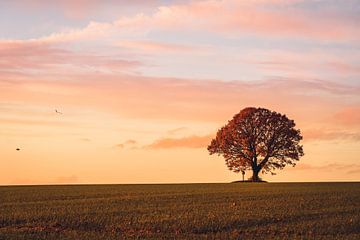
xmin=16 ymin=148 xmax=20 ymax=151
xmin=55 ymin=109 xmax=63 ymax=114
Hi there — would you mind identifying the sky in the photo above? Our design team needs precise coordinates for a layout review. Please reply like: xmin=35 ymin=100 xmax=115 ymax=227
xmin=1 ymin=0 xmax=359 ymax=185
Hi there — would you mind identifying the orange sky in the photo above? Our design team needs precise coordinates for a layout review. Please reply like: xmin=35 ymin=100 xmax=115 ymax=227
xmin=1 ymin=0 xmax=359 ymax=184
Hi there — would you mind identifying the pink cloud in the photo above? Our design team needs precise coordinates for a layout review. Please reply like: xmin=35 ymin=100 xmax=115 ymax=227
xmin=264 ymin=78 xmax=360 ymax=95
xmin=118 ymin=40 xmax=204 ymax=54
xmin=144 ymin=127 xmax=360 ymax=150
xmin=11 ymin=0 xmax=98 ymax=20
xmin=334 ymin=107 xmax=360 ymax=126
xmin=0 ymin=41 xmax=67 ymax=69
xmin=122 ymin=0 xmax=359 ymax=41
xmin=243 ymin=49 xmax=360 ymax=78
xmin=10 ymin=0 xmax=165 ymax=20
xmin=302 ymin=129 xmax=360 ymax=142
xmin=327 ymin=61 xmax=360 ymax=75
xmin=7 ymin=0 xmax=358 ymax=45
xmin=146 ymin=135 xmax=212 ymax=149
xmin=0 ymin=40 xmax=141 ymax=74
xmin=1 ymin=1 xmax=357 ymax=84
xmin=1 ymin=73 xmax=359 ymax=126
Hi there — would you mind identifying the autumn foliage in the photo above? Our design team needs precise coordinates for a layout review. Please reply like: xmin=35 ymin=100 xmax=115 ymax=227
xmin=208 ymin=107 xmax=304 ymax=181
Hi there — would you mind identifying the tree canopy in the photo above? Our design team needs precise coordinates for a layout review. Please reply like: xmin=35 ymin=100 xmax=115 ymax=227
xmin=208 ymin=107 xmax=304 ymax=181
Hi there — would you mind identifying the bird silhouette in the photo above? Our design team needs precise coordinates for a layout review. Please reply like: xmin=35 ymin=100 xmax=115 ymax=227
xmin=16 ymin=148 xmax=20 ymax=151
xmin=55 ymin=109 xmax=63 ymax=114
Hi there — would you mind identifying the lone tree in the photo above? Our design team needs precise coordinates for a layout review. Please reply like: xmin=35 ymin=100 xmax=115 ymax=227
xmin=208 ymin=107 xmax=304 ymax=182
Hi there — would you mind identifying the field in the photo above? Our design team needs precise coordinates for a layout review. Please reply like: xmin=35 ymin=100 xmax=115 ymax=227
xmin=0 ymin=183 xmax=359 ymax=239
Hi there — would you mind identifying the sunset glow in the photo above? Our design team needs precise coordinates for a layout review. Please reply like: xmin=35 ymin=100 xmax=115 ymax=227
xmin=1 ymin=0 xmax=359 ymax=184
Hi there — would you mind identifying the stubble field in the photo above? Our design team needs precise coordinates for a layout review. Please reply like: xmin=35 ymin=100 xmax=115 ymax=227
xmin=0 ymin=182 xmax=359 ymax=239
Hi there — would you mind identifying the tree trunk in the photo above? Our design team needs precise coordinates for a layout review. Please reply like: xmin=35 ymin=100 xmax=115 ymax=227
xmin=250 ymin=168 xmax=261 ymax=182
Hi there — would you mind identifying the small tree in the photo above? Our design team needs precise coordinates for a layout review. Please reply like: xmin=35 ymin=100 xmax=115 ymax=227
xmin=208 ymin=107 xmax=304 ymax=181
xmin=240 ymin=169 xmax=245 ymax=182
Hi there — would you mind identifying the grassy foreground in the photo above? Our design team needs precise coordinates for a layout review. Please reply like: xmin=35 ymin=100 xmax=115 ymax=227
xmin=0 ymin=182 xmax=359 ymax=239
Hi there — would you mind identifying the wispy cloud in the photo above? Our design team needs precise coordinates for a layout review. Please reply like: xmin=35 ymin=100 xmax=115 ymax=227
xmin=0 ymin=40 xmax=142 ymax=75
xmin=303 ymin=129 xmax=360 ymax=142
xmin=0 ymin=117 xmax=79 ymax=127
xmin=115 ymin=139 xmax=138 ymax=149
xmin=6 ymin=0 xmax=169 ymax=20
xmin=117 ymin=40 xmax=206 ymax=54
xmin=145 ymin=134 xmax=212 ymax=149
xmin=167 ymin=127 xmax=188 ymax=135
xmin=289 ymin=163 xmax=360 ymax=175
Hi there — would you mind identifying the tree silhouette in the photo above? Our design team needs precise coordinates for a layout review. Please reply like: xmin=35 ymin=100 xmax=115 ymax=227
xmin=208 ymin=107 xmax=304 ymax=181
